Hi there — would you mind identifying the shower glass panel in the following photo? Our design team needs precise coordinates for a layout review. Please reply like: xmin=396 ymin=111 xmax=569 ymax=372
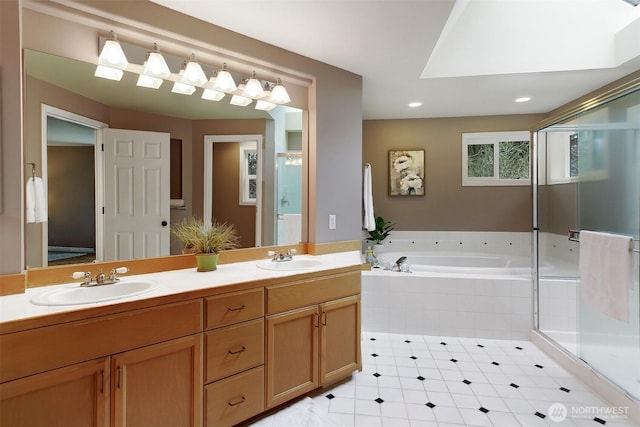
xmin=536 ymin=129 xmax=580 ymax=355
xmin=276 ymin=153 xmax=302 ymax=245
xmin=535 ymin=88 xmax=640 ymax=400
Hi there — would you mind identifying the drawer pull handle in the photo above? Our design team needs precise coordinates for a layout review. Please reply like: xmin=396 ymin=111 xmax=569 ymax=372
xmin=227 ymin=305 xmax=246 ymax=312
xmin=228 ymin=346 xmax=247 ymax=355
xmin=228 ymin=396 xmax=246 ymax=407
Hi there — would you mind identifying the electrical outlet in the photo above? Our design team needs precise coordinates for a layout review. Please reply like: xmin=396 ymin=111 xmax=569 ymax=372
xmin=328 ymin=214 xmax=336 ymax=230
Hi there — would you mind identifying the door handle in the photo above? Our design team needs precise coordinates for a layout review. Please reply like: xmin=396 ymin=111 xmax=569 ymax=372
xmin=161 ymin=220 xmax=168 ymax=227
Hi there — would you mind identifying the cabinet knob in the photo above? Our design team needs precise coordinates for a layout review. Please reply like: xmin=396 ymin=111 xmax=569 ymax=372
xmin=161 ymin=220 xmax=168 ymax=227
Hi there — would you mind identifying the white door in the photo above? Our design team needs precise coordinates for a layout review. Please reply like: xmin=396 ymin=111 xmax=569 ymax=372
xmin=103 ymin=128 xmax=170 ymax=261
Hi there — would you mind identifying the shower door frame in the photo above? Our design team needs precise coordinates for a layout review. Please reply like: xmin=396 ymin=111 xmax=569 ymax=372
xmin=532 ymin=75 xmax=640 ymax=334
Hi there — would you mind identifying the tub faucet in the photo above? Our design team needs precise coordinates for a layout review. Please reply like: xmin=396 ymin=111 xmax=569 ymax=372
xmin=393 ymin=256 xmax=408 ymax=272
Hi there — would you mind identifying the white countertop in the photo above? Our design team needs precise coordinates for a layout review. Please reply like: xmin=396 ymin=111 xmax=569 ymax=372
xmin=0 ymin=252 xmax=362 ymax=325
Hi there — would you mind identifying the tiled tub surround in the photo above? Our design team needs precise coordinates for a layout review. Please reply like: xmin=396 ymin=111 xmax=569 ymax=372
xmin=362 ymin=270 xmax=532 ymax=340
xmin=365 ymin=231 xmax=532 ymax=258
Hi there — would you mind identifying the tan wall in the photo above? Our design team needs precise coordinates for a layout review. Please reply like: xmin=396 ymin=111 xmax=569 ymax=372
xmin=48 ymin=146 xmax=95 ymax=248
xmin=212 ymin=142 xmax=256 ymax=248
xmin=191 ymin=119 xmax=267 ymax=219
xmin=363 ymin=114 xmax=545 ymax=232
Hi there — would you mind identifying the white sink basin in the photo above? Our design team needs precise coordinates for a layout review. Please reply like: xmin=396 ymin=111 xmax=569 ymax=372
xmin=31 ymin=280 xmax=156 ymax=306
xmin=257 ymin=259 xmax=323 ymax=271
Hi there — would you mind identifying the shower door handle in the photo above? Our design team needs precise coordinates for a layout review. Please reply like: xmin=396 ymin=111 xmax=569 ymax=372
xmin=568 ymin=229 xmax=580 ymax=242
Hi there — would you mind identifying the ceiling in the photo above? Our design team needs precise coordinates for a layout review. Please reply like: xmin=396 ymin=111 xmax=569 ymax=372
xmin=150 ymin=0 xmax=640 ymax=120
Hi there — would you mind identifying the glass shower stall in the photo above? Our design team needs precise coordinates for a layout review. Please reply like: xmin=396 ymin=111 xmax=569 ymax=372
xmin=534 ymin=85 xmax=640 ymax=400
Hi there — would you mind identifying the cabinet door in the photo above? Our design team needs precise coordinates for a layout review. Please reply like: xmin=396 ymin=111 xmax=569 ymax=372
xmin=112 ymin=334 xmax=202 ymax=427
xmin=320 ymin=295 xmax=362 ymax=385
xmin=0 ymin=357 xmax=109 ymax=427
xmin=265 ymin=305 xmax=319 ymax=409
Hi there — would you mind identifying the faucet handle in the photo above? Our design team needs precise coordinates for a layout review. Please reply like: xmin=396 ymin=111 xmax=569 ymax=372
xmin=71 ymin=271 xmax=87 ymax=279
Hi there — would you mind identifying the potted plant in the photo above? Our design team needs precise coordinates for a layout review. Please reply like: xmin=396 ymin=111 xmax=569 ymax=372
xmin=171 ymin=216 xmax=240 ymax=271
xmin=367 ymin=216 xmax=395 ymax=252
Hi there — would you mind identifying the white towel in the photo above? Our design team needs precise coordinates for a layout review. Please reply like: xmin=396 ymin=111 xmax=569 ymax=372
xmin=26 ymin=177 xmax=47 ymax=223
xmin=579 ymin=230 xmax=633 ymax=323
xmin=363 ymin=164 xmax=375 ymax=231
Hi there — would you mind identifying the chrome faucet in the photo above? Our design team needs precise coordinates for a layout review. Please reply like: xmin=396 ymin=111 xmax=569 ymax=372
xmin=392 ymin=256 xmax=408 ymax=272
xmin=267 ymin=249 xmax=297 ymax=262
xmin=73 ymin=267 xmax=129 ymax=287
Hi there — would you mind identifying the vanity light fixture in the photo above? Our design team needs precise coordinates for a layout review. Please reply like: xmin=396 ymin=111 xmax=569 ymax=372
xmin=181 ymin=54 xmax=208 ymax=87
xmin=230 ymin=84 xmax=253 ymax=106
xmin=201 ymin=75 xmax=226 ymax=101
xmin=97 ymin=31 xmax=128 ymax=69
xmin=94 ymin=65 xmax=124 ymax=81
xmin=230 ymin=95 xmax=253 ymax=106
xmin=268 ymin=78 xmax=291 ymax=104
xmin=212 ymin=63 xmax=237 ymax=93
xmin=92 ymin=37 xmax=293 ymax=107
xmin=172 ymin=61 xmax=196 ymax=95
xmin=242 ymin=71 xmax=266 ymax=99
xmin=255 ymin=100 xmax=277 ymax=111
xmin=95 ymin=30 xmax=128 ymax=81
xmin=172 ymin=81 xmax=196 ymax=95
xmin=136 ymin=74 xmax=163 ymax=89
xmin=256 ymin=82 xmax=277 ymax=110
xmin=141 ymin=43 xmax=171 ymax=79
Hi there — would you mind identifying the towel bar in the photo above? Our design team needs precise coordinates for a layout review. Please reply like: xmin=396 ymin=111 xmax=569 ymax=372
xmin=568 ymin=229 xmax=639 ymax=253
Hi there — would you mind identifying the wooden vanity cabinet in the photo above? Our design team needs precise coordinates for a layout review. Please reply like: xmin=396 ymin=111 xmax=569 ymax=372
xmin=0 ymin=358 xmax=110 ymax=427
xmin=112 ymin=334 xmax=203 ymax=427
xmin=265 ymin=270 xmax=361 ymax=409
xmin=203 ymin=288 xmax=265 ymax=427
xmin=0 ymin=300 xmax=202 ymax=427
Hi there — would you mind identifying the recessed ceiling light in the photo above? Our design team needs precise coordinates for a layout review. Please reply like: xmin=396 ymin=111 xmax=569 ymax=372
xmin=408 ymin=102 xmax=423 ymax=108
xmin=514 ymin=96 xmax=532 ymax=103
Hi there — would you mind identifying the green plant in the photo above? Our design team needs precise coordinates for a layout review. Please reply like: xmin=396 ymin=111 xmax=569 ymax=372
xmin=171 ymin=216 xmax=240 ymax=254
xmin=367 ymin=216 xmax=395 ymax=244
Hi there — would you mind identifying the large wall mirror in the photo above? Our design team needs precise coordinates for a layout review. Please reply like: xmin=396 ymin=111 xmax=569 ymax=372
xmin=24 ymin=48 xmax=306 ymax=269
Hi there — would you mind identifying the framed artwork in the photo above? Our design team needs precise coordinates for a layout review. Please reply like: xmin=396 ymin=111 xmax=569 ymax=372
xmin=239 ymin=145 xmax=257 ymax=205
xmin=389 ymin=149 xmax=425 ymax=196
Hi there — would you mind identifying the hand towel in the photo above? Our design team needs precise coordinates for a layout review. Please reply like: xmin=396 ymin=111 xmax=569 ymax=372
xmin=363 ymin=164 xmax=375 ymax=231
xmin=26 ymin=177 xmax=47 ymax=223
xmin=26 ymin=177 xmax=36 ymax=223
xmin=33 ymin=177 xmax=48 ymax=223
xmin=579 ymin=230 xmax=633 ymax=323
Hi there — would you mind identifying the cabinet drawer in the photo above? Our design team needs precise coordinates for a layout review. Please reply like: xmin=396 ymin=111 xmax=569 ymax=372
xmin=205 ymin=318 xmax=264 ymax=383
xmin=267 ymin=270 xmax=360 ymax=314
xmin=205 ymin=366 xmax=264 ymax=427
xmin=205 ymin=288 xmax=264 ymax=329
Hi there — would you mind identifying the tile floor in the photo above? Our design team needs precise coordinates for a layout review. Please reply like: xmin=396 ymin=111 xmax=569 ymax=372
xmin=305 ymin=332 xmax=639 ymax=427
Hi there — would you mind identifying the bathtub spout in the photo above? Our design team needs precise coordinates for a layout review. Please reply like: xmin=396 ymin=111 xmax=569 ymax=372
xmin=392 ymin=256 xmax=409 ymax=272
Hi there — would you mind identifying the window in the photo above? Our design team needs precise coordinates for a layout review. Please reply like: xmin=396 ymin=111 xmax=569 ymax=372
xmin=462 ymin=131 xmax=531 ymax=186
xmin=239 ymin=145 xmax=257 ymax=205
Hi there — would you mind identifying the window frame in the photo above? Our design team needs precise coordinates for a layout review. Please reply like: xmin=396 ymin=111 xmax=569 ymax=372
xmin=462 ymin=131 xmax=531 ymax=186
